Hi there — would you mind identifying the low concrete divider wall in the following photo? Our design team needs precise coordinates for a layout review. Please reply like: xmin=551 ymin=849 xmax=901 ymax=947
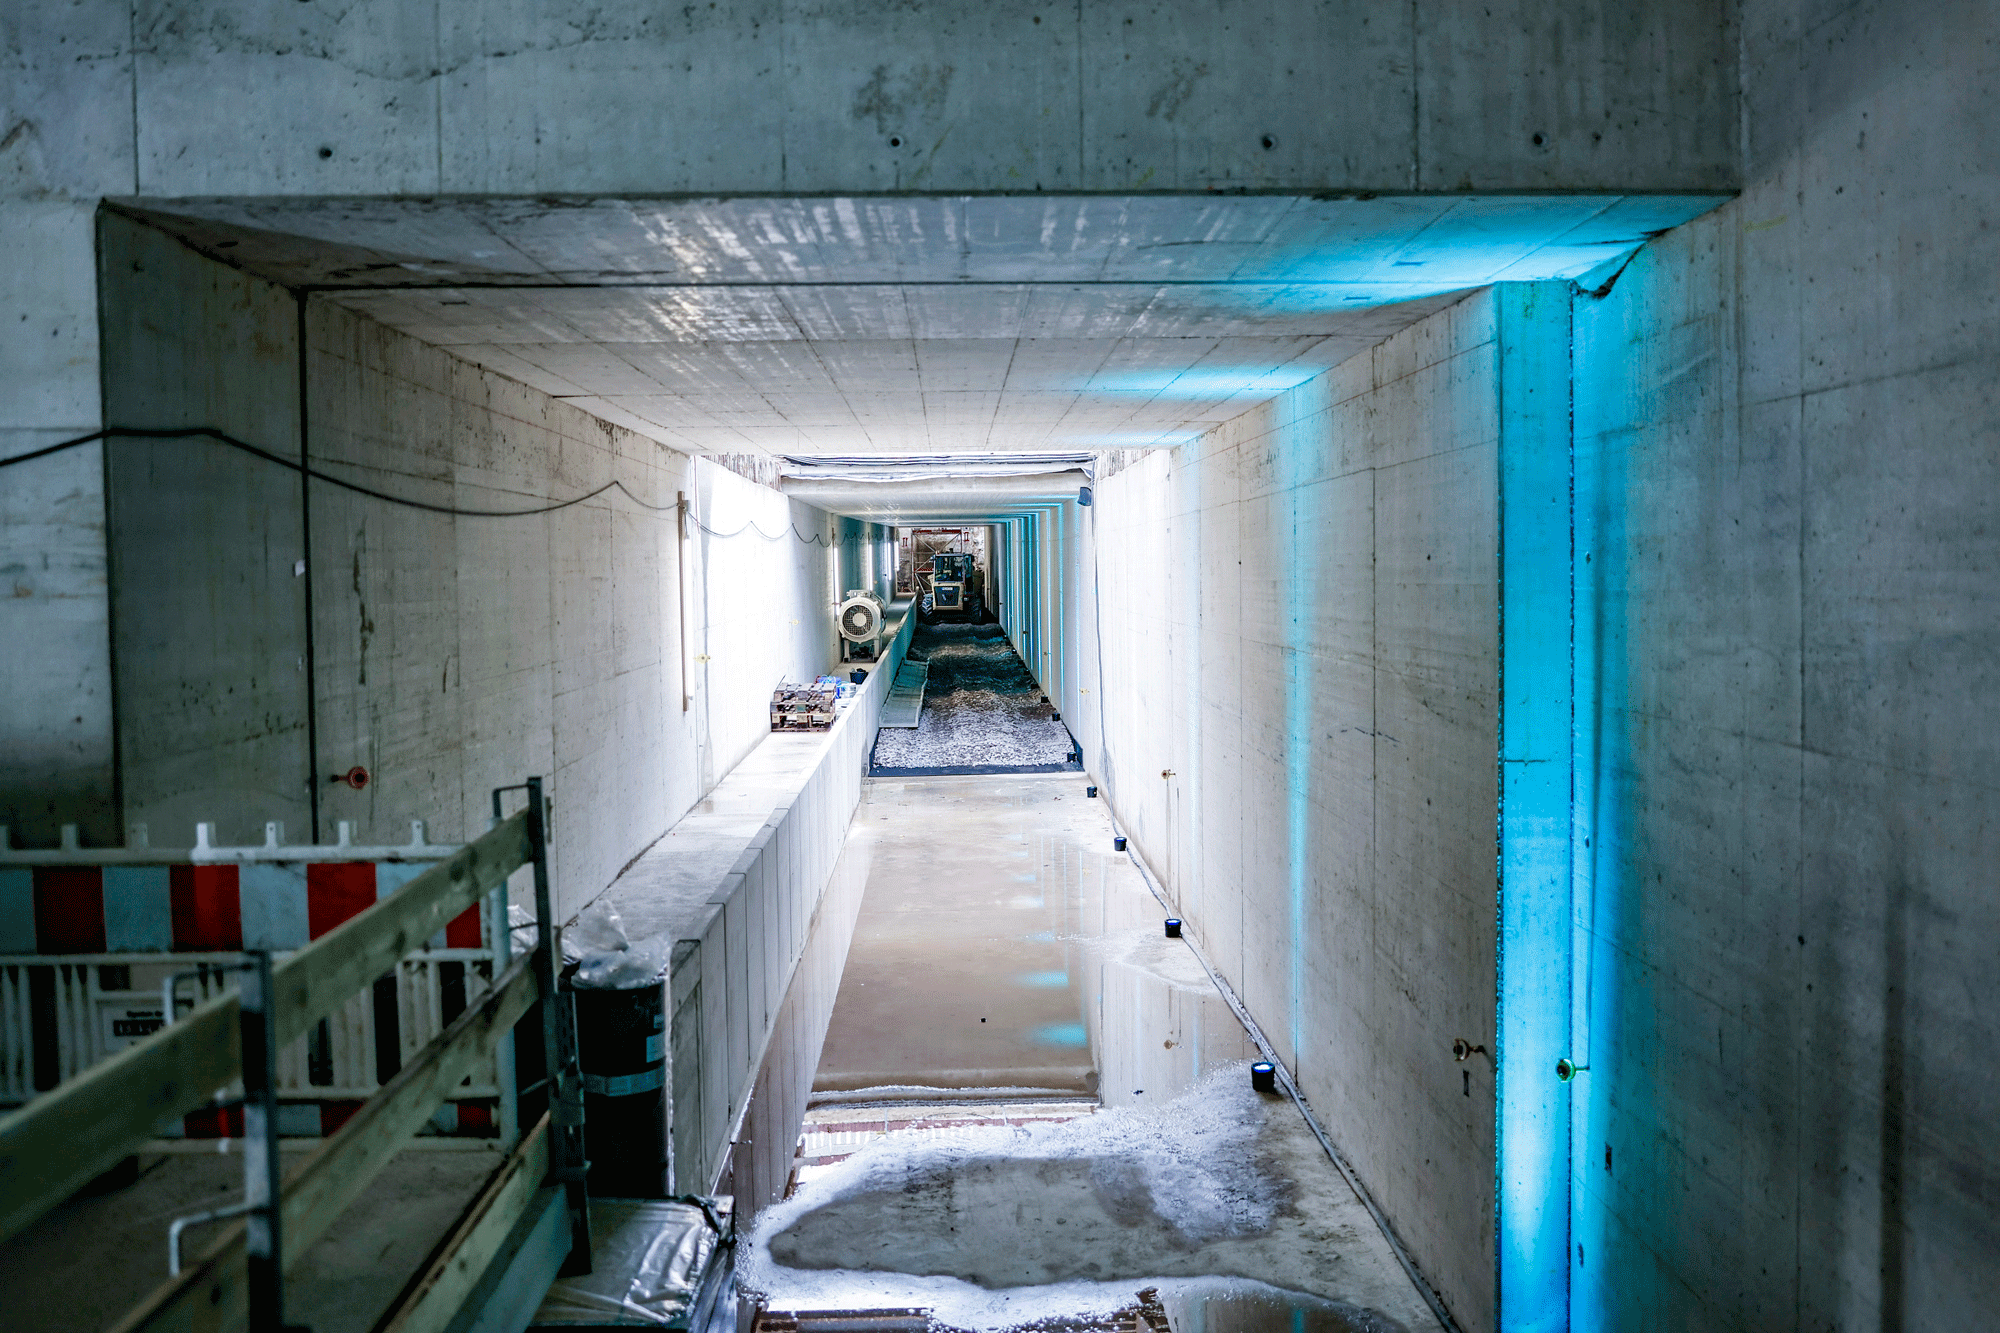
xmin=665 ymin=609 xmax=914 ymax=1192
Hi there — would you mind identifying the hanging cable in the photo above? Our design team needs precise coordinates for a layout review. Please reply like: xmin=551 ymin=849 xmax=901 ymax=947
xmin=1 ymin=425 xmax=827 ymax=541
xmin=683 ymin=511 xmax=829 ymax=546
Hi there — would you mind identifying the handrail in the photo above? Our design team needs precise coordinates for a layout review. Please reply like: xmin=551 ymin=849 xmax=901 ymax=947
xmin=372 ymin=1113 xmax=555 ymax=1333
xmin=0 ymin=808 xmax=533 ymax=1245
xmin=109 ymin=954 xmax=541 ymax=1333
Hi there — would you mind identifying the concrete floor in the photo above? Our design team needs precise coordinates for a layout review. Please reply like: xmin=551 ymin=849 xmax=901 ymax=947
xmin=757 ymin=773 xmax=1442 ymax=1333
xmin=752 ymin=1073 xmax=1439 ymax=1333
xmin=0 ymin=1142 xmax=502 ymax=1333
xmin=814 ymin=774 xmax=1168 ymax=1096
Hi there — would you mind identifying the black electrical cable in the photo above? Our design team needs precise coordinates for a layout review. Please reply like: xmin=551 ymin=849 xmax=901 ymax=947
xmin=684 ymin=512 xmax=830 ymax=546
xmin=2 ymin=425 xmax=829 ymax=543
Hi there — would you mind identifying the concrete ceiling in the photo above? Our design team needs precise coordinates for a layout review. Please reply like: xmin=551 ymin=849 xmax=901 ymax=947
xmin=786 ymin=472 xmax=1088 ymax=523
xmin=128 ymin=192 xmax=1724 ymax=459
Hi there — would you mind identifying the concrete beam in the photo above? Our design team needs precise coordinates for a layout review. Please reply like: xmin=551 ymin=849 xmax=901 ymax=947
xmin=9 ymin=2 xmax=1736 ymax=202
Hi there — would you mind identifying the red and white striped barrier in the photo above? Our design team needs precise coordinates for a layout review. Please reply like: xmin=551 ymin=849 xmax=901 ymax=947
xmin=0 ymin=820 xmax=478 ymax=954
xmin=0 ymin=820 xmax=505 ymax=1137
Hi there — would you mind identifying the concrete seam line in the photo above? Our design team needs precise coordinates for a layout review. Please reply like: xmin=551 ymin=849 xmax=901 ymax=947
xmin=1111 ymin=832 xmax=1467 ymax=1333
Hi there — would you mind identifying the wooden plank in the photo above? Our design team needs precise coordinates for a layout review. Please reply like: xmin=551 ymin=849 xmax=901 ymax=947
xmin=281 ymin=955 xmax=538 ymax=1261
xmin=0 ymin=986 xmax=240 ymax=1246
xmin=372 ymin=1114 xmax=553 ymax=1333
xmin=106 ymin=955 xmax=539 ymax=1333
xmin=455 ymin=1188 xmax=570 ymax=1333
xmin=0 ymin=811 xmax=530 ymax=1246
xmin=268 ymin=812 xmax=532 ymax=1056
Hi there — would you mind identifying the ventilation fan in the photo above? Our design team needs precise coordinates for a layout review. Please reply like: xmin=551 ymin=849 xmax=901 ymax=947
xmin=836 ymin=590 xmax=887 ymax=661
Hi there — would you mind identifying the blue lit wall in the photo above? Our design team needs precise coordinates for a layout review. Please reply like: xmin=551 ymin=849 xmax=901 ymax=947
xmin=1495 ymin=283 xmax=1575 ymax=1332
xmin=1089 ymin=289 xmax=1512 ymax=1329
xmin=1277 ymin=398 xmax=1324 ymax=1068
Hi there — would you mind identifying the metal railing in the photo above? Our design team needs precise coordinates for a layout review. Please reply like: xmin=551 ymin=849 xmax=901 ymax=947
xmin=0 ymin=777 xmax=591 ymax=1332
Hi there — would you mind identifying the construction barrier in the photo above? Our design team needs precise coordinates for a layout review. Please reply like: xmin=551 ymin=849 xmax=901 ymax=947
xmin=0 ymin=821 xmax=502 ymax=1137
xmin=0 ymin=779 xmax=593 ymax=1333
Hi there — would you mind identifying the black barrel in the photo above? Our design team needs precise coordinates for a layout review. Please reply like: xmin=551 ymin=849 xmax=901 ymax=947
xmin=572 ymin=981 xmax=668 ymax=1197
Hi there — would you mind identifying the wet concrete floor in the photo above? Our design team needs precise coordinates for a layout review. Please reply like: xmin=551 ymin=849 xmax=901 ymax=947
xmin=754 ymin=773 xmax=1445 ymax=1333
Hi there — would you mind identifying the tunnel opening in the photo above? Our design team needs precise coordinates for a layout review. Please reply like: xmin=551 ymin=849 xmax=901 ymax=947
xmin=8 ymin=9 xmax=1990 ymax=1333
xmin=4 ymin=180 xmax=1776 ymax=1333
xmin=35 ymin=194 xmax=1571 ymax=1333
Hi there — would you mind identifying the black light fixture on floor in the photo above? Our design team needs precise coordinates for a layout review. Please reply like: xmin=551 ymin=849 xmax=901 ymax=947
xmin=1114 ymin=835 xmax=1127 ymax=851
xmin=1164 ymin=918 xmax=1182 ymax=938
xmin=1251 ymin=1061 xmax=1278 ymax=1093
xmin=1086 ymin=785 xmax=1098 ymax=798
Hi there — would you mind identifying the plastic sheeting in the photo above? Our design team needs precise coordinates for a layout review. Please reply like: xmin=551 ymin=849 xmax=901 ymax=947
xmin=532 ymin=1199 xmax=731 ymax=1328
xmin=565 ymin=901 xmax=674 ymax=989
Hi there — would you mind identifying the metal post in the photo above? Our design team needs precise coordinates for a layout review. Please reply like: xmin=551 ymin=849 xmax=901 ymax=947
xmin=525 ymin=775 xmax=592 ymax=1276
xmin=481 ymin=793 xmax=522 ymax=1155
xmin=239 ymin=950 xmax=297 ymax=1331
xmin=490 ymin=881 xmax=520 ymax=1153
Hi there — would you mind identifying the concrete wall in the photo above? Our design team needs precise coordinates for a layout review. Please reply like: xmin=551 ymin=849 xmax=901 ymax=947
xmin=308 ymin=295 xmax=849 ymax=920
xmin=11 ymin=2 xmax=1737 ymax=200
xmin=686 ymin=467 xmax=859 ymax=803
xmin=999 ymin=499 xmax=1084 ymax=716
xmin=98 ymin=212 xmax=313 ymax=848
xmin=673 ymin=608 xmax=916 ymax=1196
xmin=1084 ymin=4 xmax=2000 ymax=1328
xmin=1091 ymin=291 xmax=1504 ymax=1329
xmin=92 ymin=218 xmax=864 ymax=922
xmin=1562 ymin=0 xmax=2000 ymax=1326
xmin=0 ymin=0 xmax=1736 ymax=848
xmin=0 ymin=203 xmax=112 ymax=848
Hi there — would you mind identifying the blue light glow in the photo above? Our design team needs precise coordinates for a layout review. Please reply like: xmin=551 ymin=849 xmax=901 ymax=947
xmin=1086 ymin=367 xmax=1329 ymax=399
xmin=1569 ymin=242 xmax=1661 ymax=1333
xmin=1278 ymin=404 xmax=1319 ymax=1066
xmin=1030 ymin=1022 xmax=1089 ymax=1048
xmin=1015 ymin=971 xmax=1071 ymax=988
xmin=1496 ymin=283 xmax=1575 ymax=1333
xmin=1060 ymin=431 xmax=1205 ymax=448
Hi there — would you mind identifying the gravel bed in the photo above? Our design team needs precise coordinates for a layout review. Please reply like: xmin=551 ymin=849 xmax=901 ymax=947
xmin=871 ymin=623 xmax=1075 ymax=770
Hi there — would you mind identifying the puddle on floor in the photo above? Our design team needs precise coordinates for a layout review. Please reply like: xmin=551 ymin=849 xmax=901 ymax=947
xmin=1158 ymin=1283 xmax=1414 ymax=1333
xmin=747 ymin=1279 xmax=1412 ymax=1333
xmin=743 ymin=1070 xmax=1439 ymax=1333
xmin=771 ymin=782 xmax=1443 ymax=1333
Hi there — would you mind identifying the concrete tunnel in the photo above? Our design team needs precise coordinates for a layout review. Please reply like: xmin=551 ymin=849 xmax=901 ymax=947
xmin=0 ymin=4 xmax=1995 ymax=1333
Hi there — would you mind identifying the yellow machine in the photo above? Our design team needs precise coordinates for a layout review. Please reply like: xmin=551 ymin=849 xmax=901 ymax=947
xmin=926 ymin=552 xmax=982 ymax=621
